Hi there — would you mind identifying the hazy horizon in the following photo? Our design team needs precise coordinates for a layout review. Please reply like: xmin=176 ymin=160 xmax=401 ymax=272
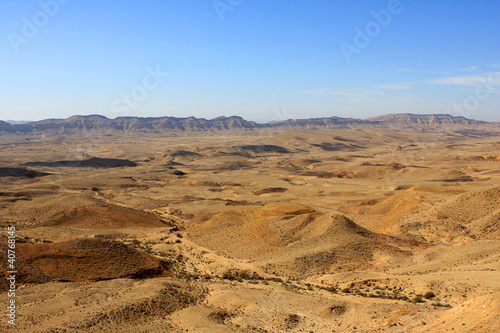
xmin=2 ymin=111 xmax=498 ymax=125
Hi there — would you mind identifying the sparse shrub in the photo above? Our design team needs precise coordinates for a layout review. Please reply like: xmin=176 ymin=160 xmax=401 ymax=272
xmin=284 ymin=314 xmax=301 ymax=329
xmin=176 ymin=233 xmax=183 ymax=238
xmin=412 ymin=295 xmax=424 ymax=303
xmin=131 ymin=239 xmax=140 ymax=246
xmin=241 ymin=270 xmax=251 ymax=279
xmin=208 ymin=310 xmax=233 ymax=324
xmin=222 ymin=271 xmax=234 ymax=280
xmin=424 ymin=291 xmax=436 ymax=299
xmin=175 ymin=239 xmax=181 ymax=244
xmin=326 ymin=286 xmax=336 ymax=293
xmin=262 ymin=281 xmax=269 ymax=285
xmin=341 ymin=288 xmax=350 ymax=293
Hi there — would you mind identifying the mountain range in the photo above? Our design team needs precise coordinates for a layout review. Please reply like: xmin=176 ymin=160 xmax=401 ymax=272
xmin=0 ymin=113 xmax=497 ymax=136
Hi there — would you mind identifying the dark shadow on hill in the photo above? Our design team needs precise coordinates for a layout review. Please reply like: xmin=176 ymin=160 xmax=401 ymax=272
xmin=170 ymin=150 xmax=201 ymax=157
xmin=310 ymin=142 xmax=365 ymax=151
xmin=0 ymin=168 xmax=50 ymax=178
xmin=237 ymin=145 xmax=290 ymax=154
xmin=23 ymin=157 xmax=138 ymax=168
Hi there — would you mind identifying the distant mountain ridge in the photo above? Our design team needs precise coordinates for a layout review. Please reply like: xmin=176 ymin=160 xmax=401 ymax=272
xmin=0 ymin=113 xmax=495 ymax=136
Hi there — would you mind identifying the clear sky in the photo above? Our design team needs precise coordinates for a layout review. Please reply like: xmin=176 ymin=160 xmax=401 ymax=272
xmin=1 ymin=0 xmax=499 ymax=122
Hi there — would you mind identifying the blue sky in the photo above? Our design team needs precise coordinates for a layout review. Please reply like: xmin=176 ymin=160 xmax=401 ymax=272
xmin=1 ymin=0 xmax=499 ymax=122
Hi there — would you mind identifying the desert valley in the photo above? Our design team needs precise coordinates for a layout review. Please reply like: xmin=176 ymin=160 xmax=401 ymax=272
xmin=1 ymin=113 xmax=499 ymax=332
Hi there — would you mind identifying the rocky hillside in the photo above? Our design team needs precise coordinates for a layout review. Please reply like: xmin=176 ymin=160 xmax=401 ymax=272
xmin=0 ymin=113 xmax=497 ymax=136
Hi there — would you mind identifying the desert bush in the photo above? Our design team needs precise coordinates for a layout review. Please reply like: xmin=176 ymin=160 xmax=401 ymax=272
xmin=341 ymin=288 xmax=350 ymax=293
xmin=238 ymin=270 xmax=250 ymax=279
xmin=208 ymin=310 xmax=233 ymax=324
xmin=412 ymin=295 xmax=424 ymax=303
xmin=424 ymin=291 xmax=436 ymax=299
xmin=284 ymin=314 xmax=301 ymax=329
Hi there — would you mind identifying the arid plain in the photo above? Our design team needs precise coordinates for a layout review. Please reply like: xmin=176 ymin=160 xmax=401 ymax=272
xmin=1 ymin=115 xmax=500 ymax=332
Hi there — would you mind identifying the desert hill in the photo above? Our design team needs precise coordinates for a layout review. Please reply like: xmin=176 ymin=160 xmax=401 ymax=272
xmin=433 ymin=186 xmax=500 ymax=239
xmin=0 ymin=238 xmax=171 ymax=286
xmin=189 ymin=203 xmax=420 ymax=278
xmin=47 ymin=205 xmax=173 ymax=229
